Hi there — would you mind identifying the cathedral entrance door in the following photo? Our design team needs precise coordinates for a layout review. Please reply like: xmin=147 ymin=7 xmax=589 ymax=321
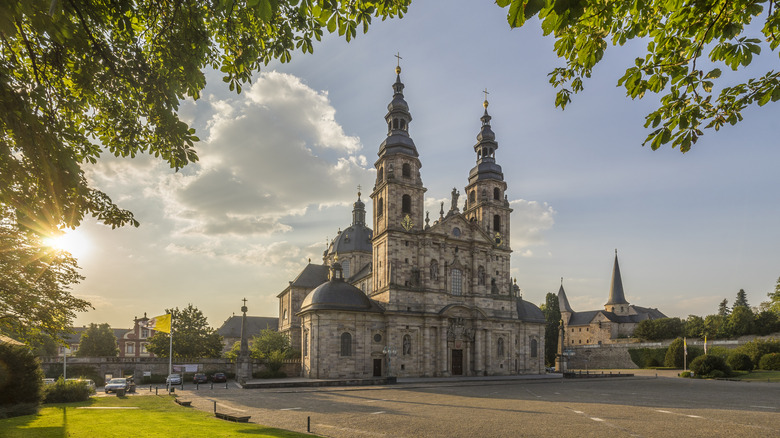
xmin=452 ymin=349 xmax=463 ymax=375
xmin=373 ymin=359 xmax=382 ymax=377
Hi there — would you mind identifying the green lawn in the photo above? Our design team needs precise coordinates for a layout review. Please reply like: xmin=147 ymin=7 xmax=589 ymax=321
xmin=727 ymin=370 xmax=780 ymax=382
xmin=0 ymin=395 xmax=316 ymax=437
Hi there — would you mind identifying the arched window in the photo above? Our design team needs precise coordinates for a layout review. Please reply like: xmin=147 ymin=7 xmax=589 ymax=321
xmin=530 ymin=338 xmax=538 ymax=358
xmin=477 ymin=266 xmax=486 ymax=286
xmin=402 ymin=163 xmax=411 ymax=178
xmin=378 ymin=167 xmax=384 ymax=183
xmin=469 ymin=191 xmax=476 ymax=204
xmin=430 ymin=260 xmax=439 ymax=281
xmin=451 ymin=268 xmax=462 ymax=296
xmin=400 ymin=119 xmax=406 ymax=130
xmin=481 ymin=188 xmax=487 ymax=200
xmin=493 ymin=215 xmax=501 ymax=233
xmin=283 ymin=309 xmax=288 ymax=320
xmin=393 ymin=119 xmax=399 ymax=129
xmin=493 ymin=187 xmax=500 ymax=200
xmin=342 ymin=259 xmax=350 ymax=278
xmin=402 ymin=194 xmax=411 ymax=214
xmin=378 ymin=198 xmax=384 ymax=217
xmin=303 ymin=331 xmax=308 ymax=357
xmin=340 ymin=332 xmax=352 ymax=356
xmin=403 ymin=334 xmax=411 ymax=355
xmin=497 ymin=338 xmax=505 ymax=358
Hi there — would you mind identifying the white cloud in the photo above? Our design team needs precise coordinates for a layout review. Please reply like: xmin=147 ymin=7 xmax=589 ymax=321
xmin=509 ymin=199 xmax=556 ymax=249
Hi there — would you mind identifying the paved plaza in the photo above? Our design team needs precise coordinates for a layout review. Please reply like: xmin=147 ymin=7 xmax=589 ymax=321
xmin=178 ymin=375 xmax=779 ymax=438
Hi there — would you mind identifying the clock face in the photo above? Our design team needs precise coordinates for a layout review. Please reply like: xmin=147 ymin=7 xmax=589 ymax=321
xmin=495 ymin=232 xmax=503 ymax=246
xmin=401 ymin=214 xmax=413 ymax=231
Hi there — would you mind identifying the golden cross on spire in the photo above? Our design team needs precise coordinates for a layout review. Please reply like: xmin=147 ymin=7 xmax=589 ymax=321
xmin=483 ymin=88 xmax=490 ymax=108
xmin=395 ymin=52 xmax=402 ymax=74
xmin=242 ymin=297 xmax=247 ymax=306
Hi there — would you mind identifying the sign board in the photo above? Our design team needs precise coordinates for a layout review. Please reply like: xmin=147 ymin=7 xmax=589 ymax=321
xmin=563 ymin=350 xmax=576 ymax=357
xmin=173 ymin=364 xmax=199 ymax=373
xmin=143 ymin=371 xmax=151 ymax=377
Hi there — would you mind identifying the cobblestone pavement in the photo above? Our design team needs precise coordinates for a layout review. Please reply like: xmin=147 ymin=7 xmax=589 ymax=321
xmin=177 ymin=376 xmax=780 ymax=438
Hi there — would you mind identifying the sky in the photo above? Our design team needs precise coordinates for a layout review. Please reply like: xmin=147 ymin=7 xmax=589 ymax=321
xmin=64 ymin=2 xmax=780 ymax=330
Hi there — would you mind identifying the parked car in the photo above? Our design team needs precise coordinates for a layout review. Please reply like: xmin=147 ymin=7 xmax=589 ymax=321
xmin=166 ymin=373 xmax=182 ymax=385
xmin=193 ymin=373 xmax=208 ymax=384
xmin=104 ymin=377 xmax=135 ymax=394
xmin=211 ymin=372 xmax=227 ymax=383
xmin=42 ymin=378 xmax=56 ymax=385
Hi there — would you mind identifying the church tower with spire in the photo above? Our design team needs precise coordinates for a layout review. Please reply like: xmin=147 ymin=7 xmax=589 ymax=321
xmin=463 ymin=95 xmax=513 ymax=250
xmin=371 ymin=63 xmax=427 ymax=295
xmin=605 ymin=250 xmax=630 ymax=316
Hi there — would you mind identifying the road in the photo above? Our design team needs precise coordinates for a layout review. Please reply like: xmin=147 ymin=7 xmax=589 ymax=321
xmin=177 ymin=376 xmax=779 ymax=438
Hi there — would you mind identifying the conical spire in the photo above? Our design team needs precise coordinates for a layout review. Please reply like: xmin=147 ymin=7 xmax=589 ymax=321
xmin=558 ymin=278 xmax=574 ymax=313
xmin=468 ymin=93 xmax=503 ymax=184
xmin=605 ymin=250 xmax=629 ymax=306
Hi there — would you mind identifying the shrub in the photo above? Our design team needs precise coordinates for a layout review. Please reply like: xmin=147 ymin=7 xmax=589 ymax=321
xmin=679 ymin=371 xmax=692 ymax=378
xmin=0 ymin=342 xmax=44 ymax=417
xmin=758 ymin=353 xmax=780 ymax=371
xmin=65 ymin=364 xmax=105 ymax=387
xmin=734 ymin=338 xmax=780 ymax=367
xmin=664 ymin=338 xmax=685 ymax=368
xmin=726 ymin=352 xmax=753 ymax=371
xmin=628 ymin=348 xmax=667 ymax=368
xmin=709 ymin=370 xmax=726 ymax=379
xmin=43 ymin=378 xmax=92 ymax=403
xmin=690 ymin=354 xmax=731 ymax=378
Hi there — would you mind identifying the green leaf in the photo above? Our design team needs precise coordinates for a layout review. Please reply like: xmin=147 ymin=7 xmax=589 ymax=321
xmin=508 ymin=0 xmax=526 ymax=28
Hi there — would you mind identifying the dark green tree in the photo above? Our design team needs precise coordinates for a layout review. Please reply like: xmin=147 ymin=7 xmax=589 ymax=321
xmin=250 ymin=329 xmax=292 ymax=360
xmin=767 ymin=277 xmax=780 ymax=315
xmin=0 ymin=210 xmax=90 ymax=345
xmin=684 ymin=315 xmax=705 ymax=338
xmin=495 ymin=0 xmax=780 ymax=151
xmin=633 ymin=319 xmax=659 ymax=341
xmin=753 ymin=310 xmax=780 ymax=336
xmin=541 ymin=293 xmax=561 ymax=367
xmin=718 ymin=299 xmax=730 ymax=317
xmin=0 ymin=342 xmax=45 ymax=417
xmin=733 ymin=289 xmax=750 ymax=309
xmin=74 ymin=323 xmax=118 ymax=357
xmin=726 ymin=305 xmax=754 ymax=337
xmin=146 ymin=304 xmax=223 ymax=359
xmin=703 ymin=314 xmax=728 ymax=338
xmin=1 ymin=0 xmax=410 ymax=236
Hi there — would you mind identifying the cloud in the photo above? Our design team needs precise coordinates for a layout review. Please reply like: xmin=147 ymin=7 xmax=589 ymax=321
xmin=509 ymin=199 xmax=556 ymax=249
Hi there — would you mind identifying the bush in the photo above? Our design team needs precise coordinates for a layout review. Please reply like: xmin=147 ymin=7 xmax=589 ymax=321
xmin=43 ymin=378 xmax=92 ymax=403
xmin=709 ymin=370 xmax=726 ymax=379
xmin=628 ymin=348 xmax=667 ymax=368
xmin=758 ymin=353 xmax=780 ymax=370
xmin=734 ymin=338 xmax=780 ymax=367
xmin=679 ymin=371 xmax=692 ymax=378
xmin=690 ymin=354 xmax=731 ymax=378
xmin=664 ymin=338 xmax=685 ymax=368
xmin=726 ymin=352 xmax=753 ymax=371
xmin=0 ymin=342 xmax=44 ymax=416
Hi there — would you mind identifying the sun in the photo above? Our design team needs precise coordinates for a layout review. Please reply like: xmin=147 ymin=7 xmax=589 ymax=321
xmin=43 ymin=229 xmax=91 ymax=259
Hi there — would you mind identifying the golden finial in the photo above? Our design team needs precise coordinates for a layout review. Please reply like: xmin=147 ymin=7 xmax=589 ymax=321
xmin=395 ymin=52 xmax=402 ymax=74
xmin=483 ymin=88 xmax=490 ymax=109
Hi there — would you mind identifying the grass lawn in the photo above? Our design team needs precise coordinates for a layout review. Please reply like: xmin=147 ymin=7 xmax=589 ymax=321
xmin=727 ymin=370 xmax=780 ymax=382
xmin=0 ymin=395 xmax=316 ymax=437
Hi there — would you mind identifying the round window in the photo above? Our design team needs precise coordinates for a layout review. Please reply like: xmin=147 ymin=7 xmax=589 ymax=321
xmin=452 ymin=227 xmax=461 ymax=237
xmin=373 ymin=333 xmax=382 ymax=343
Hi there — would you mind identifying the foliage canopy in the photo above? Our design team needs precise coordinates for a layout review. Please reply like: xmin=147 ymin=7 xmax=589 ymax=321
xmin=0 ymin=0 xmax=410 ymax=235
xmin=496 ymin=0 xmax=780 ymax=151
xmin=74 ymin=323 xmax=118 ymax=357
xmin=146 ymin=304 xmax=223 ymax=359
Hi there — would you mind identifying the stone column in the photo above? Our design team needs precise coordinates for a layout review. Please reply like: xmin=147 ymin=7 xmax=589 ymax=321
xmin=485 ymin=329 xmax=492 ymax=376
xmin=439 ymin=324 xmax=448 ymax=376
xmin=235 ymin=298 xmax=253 ymax=385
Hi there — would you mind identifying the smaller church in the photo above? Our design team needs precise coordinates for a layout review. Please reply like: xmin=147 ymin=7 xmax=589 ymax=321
xmin=558 ymin=252 xmax=667 ymax=346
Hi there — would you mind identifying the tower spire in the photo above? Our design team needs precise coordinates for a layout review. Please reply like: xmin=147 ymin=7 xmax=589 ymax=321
xmin=605 ymin=250 xmax=629 ymax=311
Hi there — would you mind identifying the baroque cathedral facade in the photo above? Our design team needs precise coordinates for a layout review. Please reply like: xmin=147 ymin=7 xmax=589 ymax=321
xmin=277 ymin=65 xmax=546 ymax=379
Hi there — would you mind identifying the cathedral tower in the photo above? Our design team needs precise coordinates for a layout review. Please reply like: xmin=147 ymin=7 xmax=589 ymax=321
xmin=463 ymin=96 xmax=513 ymax=249
xmin=370 ymin=64 xmax=426 ymax=294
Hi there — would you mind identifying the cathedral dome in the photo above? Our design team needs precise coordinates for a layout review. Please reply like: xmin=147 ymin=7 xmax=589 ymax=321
xmin=300 ymin=264 xmax=381 ymax=313
xmin=326 ymin=192 xmax=373 ymax=256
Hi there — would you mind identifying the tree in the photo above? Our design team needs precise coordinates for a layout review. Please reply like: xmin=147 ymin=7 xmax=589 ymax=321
xmin=718 ymin=299 xmax=730 ymax=317
xmin=250 ymin=329 xmax=292 ymax=360
xmin=753 ymin=310 xmax=780 ymax=335
xmin=0 ymin=210 xmax=90 ymax=345
xmin=0 ymin=342 xmax=45 ymax=418
xmin=684 ymin=315 xmax=705 ymax=338
xmin=767 ymin=277 xmax=780 ymax=314
xmin=496 ymin=0 xmax=780 ymax=151
xmin=726 ymin=305 xmax=754 ymax=336
xmin=74 ymin=323 xmax=118 ymax=357
xmin=703 ymin=314 xmax=728 ymax=338
xmin=734 ymin=289 xmax=750 ymax=309
xmin=664 ymin=338 xmax=686 ymax=368
xmin=1 ymin=1 xmax=410 ymax=236
xmin=541 ymin=293 xmax=561 ymax=367
xmin=146 ymin=304 xmax=223 ymax=359
xmin=633 ymin=319 xmax=659 ymax=341
xmin=634 ymin=317 xmax=683 ymax=341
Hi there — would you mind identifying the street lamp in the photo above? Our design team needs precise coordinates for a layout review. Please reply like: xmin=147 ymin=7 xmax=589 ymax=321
xmin=382 ymin=345 xmax=397 ymax=377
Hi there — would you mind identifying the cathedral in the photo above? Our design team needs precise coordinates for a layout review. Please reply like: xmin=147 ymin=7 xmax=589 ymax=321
xmin=276 ymin=65 xmax=546 ymax=379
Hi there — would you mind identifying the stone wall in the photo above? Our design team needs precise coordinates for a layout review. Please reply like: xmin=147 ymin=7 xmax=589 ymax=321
xmin=41 ymin=356 xmax=302 ymax=381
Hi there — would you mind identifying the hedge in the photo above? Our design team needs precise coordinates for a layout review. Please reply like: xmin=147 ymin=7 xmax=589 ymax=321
xmin=628 ymin=348 xmax=667 ymax=368
xmin=758 ymin=353 xmax=780 ymax=371
xmin=43 ymin=378 xmax=92 ymax=403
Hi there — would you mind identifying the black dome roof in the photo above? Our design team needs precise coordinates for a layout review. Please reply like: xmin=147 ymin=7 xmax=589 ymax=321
xmin=300 ymin=265 xmax=383 ymax=313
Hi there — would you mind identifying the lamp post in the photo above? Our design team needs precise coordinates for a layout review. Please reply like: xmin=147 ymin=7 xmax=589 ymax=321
xmin=63 ymin=347 xmax=71 ymax=379
xmin=382 ymin=345 xmax=397 ymax=377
